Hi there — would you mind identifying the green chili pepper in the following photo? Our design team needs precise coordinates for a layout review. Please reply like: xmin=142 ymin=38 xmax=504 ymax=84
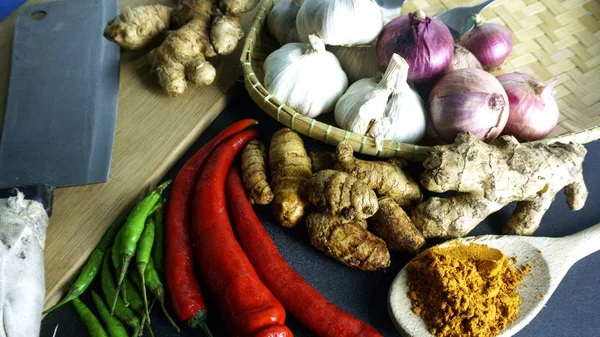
xmin=123 ymin=276 xmax=144 ymax=314
xmin=101 ymin=252 xmax=141 ymax=337
xmin=129 ymin=267 xmax=144 ymax=292
xmin=123 ymin=276 xmax=156 ymax=337
xmin=91 ymin=291 xmax=129 ymax=337
xmin=72 ymin=298 xmax=109 ymax=337
xmin=136 ymin=217 xmax=155 ymax=323
xmin=110 ymin=237 xmax=129 ymax=310
xmin=141 ymin=298 xmax=158 ymax=337
xmin=43 ymin=215 xmax=125 ymax=315
xmin=144 ymin=257 xmax=180 ymax=332
xmin=152 ymin=200 xmax=164 ymax=278
xmin=112 ymin=180 xmax=171 ymax=312
xmin=128 ymin=270 xmax=158 ymax=337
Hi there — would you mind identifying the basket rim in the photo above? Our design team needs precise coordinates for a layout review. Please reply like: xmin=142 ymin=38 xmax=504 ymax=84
xmin=240 ymin=0 xmax=600 ymax=162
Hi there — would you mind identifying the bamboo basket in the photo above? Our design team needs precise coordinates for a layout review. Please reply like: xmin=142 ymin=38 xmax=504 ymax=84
xmin=241 ymin=0 xmax=600 ymax=162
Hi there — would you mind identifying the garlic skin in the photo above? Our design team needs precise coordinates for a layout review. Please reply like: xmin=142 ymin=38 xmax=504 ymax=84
xmin=264 ymin=34 xmax=349 ymax=118
xmin=267 ymin=0 xmax=302 ymax=45
xmin=335 ymin=54 xmax=426 ymax=148
xmin=296 ymin=0 xmax=384 ymax=46
xmin=328 ymin=43 xmax=379 ymax=83
xmin=335 ymin=77 xmax=387 ymax=135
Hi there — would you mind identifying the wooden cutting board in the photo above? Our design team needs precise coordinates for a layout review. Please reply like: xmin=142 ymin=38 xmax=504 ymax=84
xmin=0 ymin=0 xmax=251 ymax=309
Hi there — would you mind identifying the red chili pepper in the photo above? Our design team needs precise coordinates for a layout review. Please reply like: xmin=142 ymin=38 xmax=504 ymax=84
xmin=165 ymin=119 xmax=257 ymax=332
xmin=255 ymin=325 xmax=294 ymax=337
xmin=226 ymin=166 xmax=383 ymax=337
xmin=192 ymin=130 xmax=290 ymax=336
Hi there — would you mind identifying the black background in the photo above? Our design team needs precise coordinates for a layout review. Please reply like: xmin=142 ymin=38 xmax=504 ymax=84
xmin=41 ymin=91 xmax=600 ymax=337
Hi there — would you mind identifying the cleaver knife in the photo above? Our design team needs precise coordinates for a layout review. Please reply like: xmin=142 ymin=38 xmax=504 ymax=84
xmin=0 ymin=0 xmax=120 ymax=336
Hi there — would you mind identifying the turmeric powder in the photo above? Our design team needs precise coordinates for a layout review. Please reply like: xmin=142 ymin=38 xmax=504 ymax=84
xmin=406 ymin=242 xmax=530 ymax=337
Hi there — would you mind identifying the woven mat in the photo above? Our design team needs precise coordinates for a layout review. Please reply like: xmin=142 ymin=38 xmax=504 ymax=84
xmin=402 ymin=0 xmax=600 ymax=138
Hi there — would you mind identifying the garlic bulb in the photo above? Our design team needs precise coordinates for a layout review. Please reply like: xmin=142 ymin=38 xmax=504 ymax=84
xmin=264 ymin=34 xmax=349 ymax=118
xmin=296 ymin=0 xmax=384 ymax=46
xmin=335 ymin=54 xmax=426 ymax=148
xmin=267 ymin=0 xmax=302 ymax=45
xmin=328 ymin=43 xmax=379 ymax=83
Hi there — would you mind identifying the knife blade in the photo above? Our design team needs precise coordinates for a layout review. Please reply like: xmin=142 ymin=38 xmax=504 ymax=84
xmin=0 ymin=0 xmax=120 ymax=336
xmin=0 ymin=0 xmax=120 ymax=190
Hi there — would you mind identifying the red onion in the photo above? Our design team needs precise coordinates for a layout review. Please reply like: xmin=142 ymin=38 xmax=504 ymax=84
xmin=376 ymin=10 xmax=453 ymax=84
xmin=429 ymin=68 xmax=510 ymax=143
xmin=459 ymin=15 xmax=513 ymax=71
xmin=445 ymin=44 xmax=482 ymax=74
xmin=497 ymin=72 xmax=559 ymax=141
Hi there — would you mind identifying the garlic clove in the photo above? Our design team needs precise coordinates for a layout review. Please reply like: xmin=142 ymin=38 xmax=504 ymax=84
xmin=369 ymin=117 xmax=393 ymax=150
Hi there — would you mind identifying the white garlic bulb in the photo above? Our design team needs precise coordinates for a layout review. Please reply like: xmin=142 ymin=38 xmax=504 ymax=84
xmin=328 ymin=42 xmax=379 ymax=83
xmin=267 ymin=0 xmax=303 ymax=45
xmin=335 ymin=54 xmax=427 ymax=149
xmin=264 ymin=34 xmax=349 ymax=118
xmin=296 ymin=0 xmax=384 ymax=46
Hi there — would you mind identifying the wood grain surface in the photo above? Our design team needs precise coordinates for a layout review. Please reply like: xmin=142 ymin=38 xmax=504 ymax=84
xmin=0 ymin=0 xmax=250 ymax=310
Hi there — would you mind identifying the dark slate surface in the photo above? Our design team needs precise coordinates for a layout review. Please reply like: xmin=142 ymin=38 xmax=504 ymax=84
xmin=41 ymin=90 xmax=600 ymax=337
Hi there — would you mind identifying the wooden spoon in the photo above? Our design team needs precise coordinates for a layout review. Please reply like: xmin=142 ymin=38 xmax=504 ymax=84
xmin=388 ymin=223 xmax=600 ymax=337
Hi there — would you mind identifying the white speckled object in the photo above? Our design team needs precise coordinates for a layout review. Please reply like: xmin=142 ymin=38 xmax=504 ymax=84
xmin=0 ymin=193 xmax=48 ymax=337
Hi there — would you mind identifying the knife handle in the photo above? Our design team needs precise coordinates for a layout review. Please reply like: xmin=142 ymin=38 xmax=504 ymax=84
xmin=0 ymin=184 xmax=54 ymax=215
xmin=0 ymin=192 xmax=49 ymax=337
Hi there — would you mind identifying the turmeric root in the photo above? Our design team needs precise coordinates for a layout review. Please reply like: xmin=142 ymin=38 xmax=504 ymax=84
xmin=412 ymin=133 xmax=588 ymax=238
xmin=308 ymin=170 xmax=379 ymax=220
xmin=241 ymin=140 xmax=273 ymax=205
xmin=104 ymin=5 xmax=172 ymax=50
xmin=309 ymin=152 xmax=342 ymax=172
xmin=306 ymin=213 xmax=390 ymax=271
xmin=336 ymin=141 xmax=421 ymax=207
xmin=370 ymin=197 xmax=424 ymax=253
xmin=269 ymin=128 xmax=312 ymax=227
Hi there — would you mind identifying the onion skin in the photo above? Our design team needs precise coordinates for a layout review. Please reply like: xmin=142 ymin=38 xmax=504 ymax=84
xmin=376 ymin=10 xmax=453 ymax=84
xmin=459 ymin=20 xmax=513 ymax=71
xmin=429 ymin=68 xmax=509 ymax=144
xmin=497 ymin=72 xmax=559 ymax=141
xmin=445 ymin=44 xmax=482 ymax=74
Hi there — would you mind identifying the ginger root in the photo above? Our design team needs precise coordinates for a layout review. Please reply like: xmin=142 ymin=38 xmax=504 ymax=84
xmin=210 ymin=13 xmax=244 ymax=55
xmin=412 ymin=133 xmax=588 ymax=238
xmin=241 ymin=140 xmax=273 ymax=205
xmin=370 ymin=197 xmax=425 ymax=253
xmin=104 ymin=0 xmax=259 ymax=96
xmin=104 ymin=5 xmax=172 ymax=50
xmin=269 ymin=128 xmax=312 ymax=227
xmin=309 ymin=170 xmax=379 ymax=221
xmin=336 ymin=141 xmax=421 ymax=207
xmin=306 ymin=213 xmax=390 ymax=271
xmin=147 ymin=0 xmax=217 ymax=96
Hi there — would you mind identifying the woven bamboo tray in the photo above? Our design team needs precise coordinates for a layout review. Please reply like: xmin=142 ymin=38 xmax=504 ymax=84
xmin=241 ymin=0 xmax=600 ymax=162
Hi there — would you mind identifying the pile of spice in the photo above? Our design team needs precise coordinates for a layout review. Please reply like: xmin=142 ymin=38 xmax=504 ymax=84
xmin=406 ymin=242 xmax=531 ymax=337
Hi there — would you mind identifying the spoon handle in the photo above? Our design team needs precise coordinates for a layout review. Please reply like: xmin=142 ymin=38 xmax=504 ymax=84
xmin=554 ymin=223 xmax=600 ymax=264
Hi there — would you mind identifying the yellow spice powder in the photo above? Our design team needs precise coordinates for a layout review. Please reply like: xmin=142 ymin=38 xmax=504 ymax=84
xmin=407 ymin=242 xmax=531 ymax=337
